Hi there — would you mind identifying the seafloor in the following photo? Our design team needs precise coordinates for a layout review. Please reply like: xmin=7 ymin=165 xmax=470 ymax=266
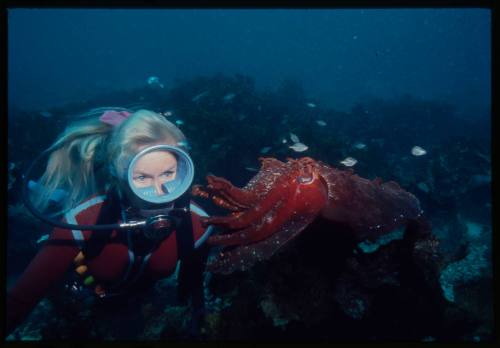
xmin=7 ymin=74 xmax=492 ymax=341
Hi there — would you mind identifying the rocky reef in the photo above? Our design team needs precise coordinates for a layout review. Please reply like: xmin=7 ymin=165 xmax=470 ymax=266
xmin=7 ymin=73 xmax=492 ymax=341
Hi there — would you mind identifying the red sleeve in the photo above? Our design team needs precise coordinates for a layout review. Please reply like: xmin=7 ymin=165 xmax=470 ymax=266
xmin=6 ymin=226 xmax=80 ymax=336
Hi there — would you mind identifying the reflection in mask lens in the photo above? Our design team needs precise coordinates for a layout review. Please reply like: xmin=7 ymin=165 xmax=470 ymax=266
xmin=135 ymin=179 xmax=181 ymax=199
xmin=163 ymin=179 xmax=180 ymax=194
xmin=136 ymin=186 xmax=161 ymax=198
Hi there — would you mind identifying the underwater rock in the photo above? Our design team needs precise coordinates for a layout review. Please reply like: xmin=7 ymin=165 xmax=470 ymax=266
xmin=7 ymin=74 xmax=490 ymax=340
xmin=203 ymin=216 xmax=453 ymax=340
xmin=439 ymin=221 xmax=490 ymax=303
xmin=258 ymin=292 xmax=300 ymax=329
xmin=467 ymin=174 xmax=491 ymax=190
xmin=8 ymin=203 xmax=39 ymax=225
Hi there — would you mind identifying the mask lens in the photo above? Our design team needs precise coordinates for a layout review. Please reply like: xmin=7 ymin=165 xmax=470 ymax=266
xmin=127 ymin=145 xmax=194 ymax=204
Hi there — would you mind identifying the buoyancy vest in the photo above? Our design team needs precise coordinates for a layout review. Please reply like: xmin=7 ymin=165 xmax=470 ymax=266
xmin=56 ymin=190 xmax=212 ymax=304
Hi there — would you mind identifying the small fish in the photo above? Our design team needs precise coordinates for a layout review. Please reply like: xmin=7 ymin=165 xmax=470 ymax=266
xmin=223 ymin=93 xmax=236 ymax=102
xmin=177 ymin=140 xmax=191 ymax=150
xmin=163 ymin=110 xmax=173 ymax=117
xmin=147 ymin=76 xmax=164 ymax=88
xmin=353 ymin=142 xmax=367 ymax=150
xmin=316 ymin=120 xmax=327 ymax=127
xmin=245 ymin=167 xmax=259 ymax=172
xmin=417 ymin=182 xmax=430 ymax=193
xmin=9 ymin=162 xmax=15 ymax=171
xmin=192 ymin=91 xmax=209 ymax=102
xmin=282 ymin=138 xmax=287 ymax=144
xmin=411 ymin=146 xmax=427 ymax=156
xmin=289 ymin=142 xmax=308 ymax=152
xmin=290 ymin=132 xmax=300 ymax=143
xmin=39 ymin=111 xmax=52 ymax=118
xmin=307 ymin=102 xmax=316 ymax=108
xmin=340 ymin=157 xmax=358 ymax=167
xmin=260 ymin=146 xmax=272 ymax=154
xmin=210 ymin=143 xmax=222 ymax=150
xmin=175 ymin=119 xmax=184 ymax=126
xmin=147 ymin=76 xmax=159 ymax=84
xmin=238 ymin=114 xmax=247 ymax=121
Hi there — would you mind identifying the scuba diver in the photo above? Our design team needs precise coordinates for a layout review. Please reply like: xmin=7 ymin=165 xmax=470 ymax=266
xmin=6 ymin=108 xmax=212 ymax=338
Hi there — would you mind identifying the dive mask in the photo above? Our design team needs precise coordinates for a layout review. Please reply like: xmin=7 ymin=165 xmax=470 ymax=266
xmin=126 ymin=144 xmax=194 ymax=206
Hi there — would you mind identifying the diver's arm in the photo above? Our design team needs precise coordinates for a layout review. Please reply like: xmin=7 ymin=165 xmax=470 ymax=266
xmin=6 ymin=229 xmax=80 ymax=337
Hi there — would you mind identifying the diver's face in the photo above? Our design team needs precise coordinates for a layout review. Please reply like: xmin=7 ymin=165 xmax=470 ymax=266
xmin=131 ymin=151 xmax=178 ymax=196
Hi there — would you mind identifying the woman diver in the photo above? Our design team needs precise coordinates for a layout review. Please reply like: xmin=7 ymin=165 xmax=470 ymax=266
xmin=6 ymin=108 xmax=213 ymax=338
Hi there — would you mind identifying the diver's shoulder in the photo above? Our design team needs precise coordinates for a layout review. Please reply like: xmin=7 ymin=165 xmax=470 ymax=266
xmin=63 ymin=192 xmax=108 ymax=225
xmin=49 ymin=193 xmax=108 ymax=241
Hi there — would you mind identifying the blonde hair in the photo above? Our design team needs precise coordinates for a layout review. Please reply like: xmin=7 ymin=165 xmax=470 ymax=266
xmin=33 ymin=108 xmax=186 ymax=214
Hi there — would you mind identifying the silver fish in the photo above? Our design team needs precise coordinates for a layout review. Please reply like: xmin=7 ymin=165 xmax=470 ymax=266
xmin=340 ymin=157 xmax=358 ymax=167
xmin=223 ymin=93 xmax=236 ymax=102
xmin=353 ymin=142 xmax=367 ymax=150
xmin=192 ymin=91 xmax=209 ymax=102
xmin=260 ymin=146 xmax=272 ymax=154
xmin=289 ymin=142 xmax=308 ymax=152
xmin=290 ymin=132 xmax=300 ymax=143
xmin=307 ymin=102 xmax=316 ymax=108
xmin=316 ymin=120 xmax=327 ymax=126
xmin=411 ymin=146 xmax=427 ymax=156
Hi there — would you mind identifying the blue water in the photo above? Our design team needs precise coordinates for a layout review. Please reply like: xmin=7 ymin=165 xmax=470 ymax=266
xmin=8 ymin=9 xmax=490 ymax=115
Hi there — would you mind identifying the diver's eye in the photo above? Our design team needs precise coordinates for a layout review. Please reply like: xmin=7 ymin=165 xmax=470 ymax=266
xmin=134 ymin=175 xmax=147 ymax=182
xmin=297 ymin=175 xmax=313 ymax=184
xmin=161 ymin=171 xmax=174 ymax=178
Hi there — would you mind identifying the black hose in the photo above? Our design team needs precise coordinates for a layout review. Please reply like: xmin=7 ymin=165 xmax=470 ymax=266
xmin=21 ymin=149 xmax=124 ymax=231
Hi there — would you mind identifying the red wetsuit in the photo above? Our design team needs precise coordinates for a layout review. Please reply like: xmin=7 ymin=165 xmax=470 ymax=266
xmin=6 ymin=194 xmax=211 ymax=335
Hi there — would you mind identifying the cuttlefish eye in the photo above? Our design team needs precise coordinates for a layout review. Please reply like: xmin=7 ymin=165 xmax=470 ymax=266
xmin=297 ymin=175 xmax=314 ymax=184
